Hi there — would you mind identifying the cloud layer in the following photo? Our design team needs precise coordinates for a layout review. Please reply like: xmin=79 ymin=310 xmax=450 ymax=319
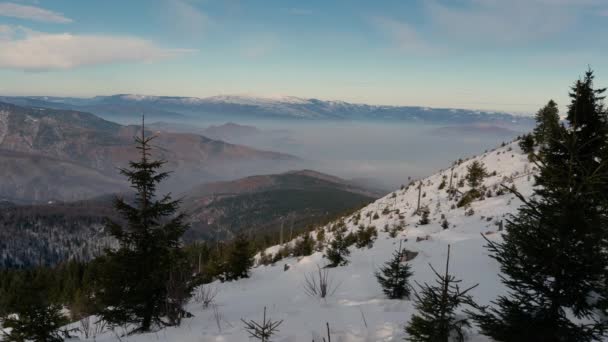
xmin=0 ymin=2 xmax=72 ymax=23
xmin=0 ymin=26 xmax=192 ymax=71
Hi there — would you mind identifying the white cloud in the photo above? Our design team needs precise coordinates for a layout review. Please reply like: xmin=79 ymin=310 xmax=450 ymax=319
xmin=0 ymin=27 xmax=193 ymax=71
xmin=0 ymin=2 xmax=72 ymax=23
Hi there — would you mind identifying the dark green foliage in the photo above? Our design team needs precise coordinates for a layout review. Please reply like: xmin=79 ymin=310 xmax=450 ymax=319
xmin=355 ymin=225 xmax=378 ymax=249
xmin=375 ymin=244 xmax=413 ymax=299
xmin=292 ymin=233 xmax=315 ymax=257
xmin=465 ymin=161 xmax=487 ymax=189
xmin=96 ymin=124 xmax=192 ymax=332
xmin=456 ymin=188 xmax=482 ymax=208
xmin=533 ymin=100 xmax=560 ymax=147
xmin=0 ymin=273 xmax=69 ymax=342
xmin=518 ymin=133 xmax=535 ymax=155
xmin=471 ymin=71 xmax=608 ymax=342
xmin=224 ymin=234 xmax=255 ymax=281
xmin=324 ymin=229 xmax=351 ymax=267
xmin=406 ymin=246 xmax=477 ymax=342
xmin=1 ymin=304 xmax=68 ymax=342
xmin=241 ymin=307 xmax=283 ymax=342
xmin=441 ymin=219 xmax=449 ymax=230
xmin=438 ymin=178 xmax=447 ymax=190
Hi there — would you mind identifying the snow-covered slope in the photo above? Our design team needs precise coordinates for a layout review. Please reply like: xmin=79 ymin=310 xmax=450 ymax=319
xmin=72 ymin=141 xmax=537 ymax=341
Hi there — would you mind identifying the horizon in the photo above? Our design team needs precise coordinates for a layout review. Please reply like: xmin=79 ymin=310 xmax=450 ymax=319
xmin=0 ymin=0 xmax=606 ymax=113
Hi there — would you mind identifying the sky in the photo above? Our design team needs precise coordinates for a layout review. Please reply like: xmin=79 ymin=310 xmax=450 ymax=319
xmin=0 ymin=0 xmax=606 ymax=113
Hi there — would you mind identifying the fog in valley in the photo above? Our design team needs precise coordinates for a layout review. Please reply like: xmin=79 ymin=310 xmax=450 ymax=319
xmin=145 ymin=118 xmax=530 ymax=191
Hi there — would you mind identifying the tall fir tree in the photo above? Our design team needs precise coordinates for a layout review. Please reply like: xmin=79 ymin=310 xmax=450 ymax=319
xmin=96 ymin=117 xmax=192 ymax=332
xmin=405 ymin=245 xmax=477 ymax=342
xmin=471 ymin=71 xmax=608 ymax=341
xmin=375 ymin=242 xmax=413 ymax=299
xmin=533 ymin=100 xmax=560 ymax=147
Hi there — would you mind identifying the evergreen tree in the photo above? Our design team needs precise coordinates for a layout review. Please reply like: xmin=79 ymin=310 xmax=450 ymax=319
xmin=324 ymin=228 xmax=350 ymax=267
xmin=0 ymin=278 xmax=68 ymax=342
xmin=518 ymin=133 xmax=535 ymax=155
xmin=225 ymin=233 xmax=255 ymax=281
xmin=96 ymin=118 xmax=191 ymax=332
xmin=293 ymin=233 xmax=315 ymax=257
xmin=418 ymin=208 xmax=430 ymax=225
xmin=471 ymin=71 xmax=608 ymax=341
xmin=375 ymin=243 xmax=413 ymax=299
xmin=533 ymin=100 xmax=560 ymax=147
xmin=406 ymin=246 xmax=478 ymax=342
xmin=465 ymin=161 xmax=487 ymax=189
xmin=563 ymin=69 xmax=608 ymax=190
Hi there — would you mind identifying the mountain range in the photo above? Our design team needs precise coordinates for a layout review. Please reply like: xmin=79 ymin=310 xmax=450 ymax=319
xmin=0 ymin=94 xmax=534 ymax=124
xmin=0 ymin=101 xmax=298 ymax=202
xmin=0 ymin=170 xmax=379 ymax=267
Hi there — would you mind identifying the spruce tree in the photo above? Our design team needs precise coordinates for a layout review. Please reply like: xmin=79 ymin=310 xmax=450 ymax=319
xmin=1 ymin=277 xmax=68 ymax=342
xmin=225 ymin=233 xmax=254 ymax=281
xmin=533 ymin=100 xmax=560 ymax=147
xmin=375 ymin=243 xmax=413 ymax=299
xmin=405 ymin=245 xmax=477 ymax=342
xmin=518 ymin=133 xmax=535 ymax=155
xmin=465 ymin=161 xmax=487 ymax=189
xmin=324 ymin=228 xmax=350 ymax=267
xmin=96 ymin=118 xmax=191 ymax=332
xmin=471 ymin=72 xmax=608 ymax=341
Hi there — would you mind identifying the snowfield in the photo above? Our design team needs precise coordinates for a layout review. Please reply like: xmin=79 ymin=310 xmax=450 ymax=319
xmin=70 ymin=141 xmax=537 ymax=342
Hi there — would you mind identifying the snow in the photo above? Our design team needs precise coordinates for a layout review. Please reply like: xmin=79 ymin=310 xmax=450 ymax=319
xmin=69 ymin=141 xmax=537 ymax=341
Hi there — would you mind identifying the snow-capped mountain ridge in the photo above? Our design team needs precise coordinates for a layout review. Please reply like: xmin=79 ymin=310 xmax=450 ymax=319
xmin=0 ymin=94 xmax=535 ymax=124
xmin=73 ymin=140 xmax=537 ymax=341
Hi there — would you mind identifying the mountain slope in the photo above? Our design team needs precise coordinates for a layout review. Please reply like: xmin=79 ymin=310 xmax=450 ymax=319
xmin=182 ymin=170 xmax=380 ymax=240
xmin=72 ymin=140 xmax=536 ymax=341
xmin=0 ymin=102 xmax=298 ymax=201
xmin=0 ymin=169 xmax=379 ymax=267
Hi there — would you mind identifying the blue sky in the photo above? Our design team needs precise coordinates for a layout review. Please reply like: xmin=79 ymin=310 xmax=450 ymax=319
xmin=0 ymin=0 xmax=606 ymax=113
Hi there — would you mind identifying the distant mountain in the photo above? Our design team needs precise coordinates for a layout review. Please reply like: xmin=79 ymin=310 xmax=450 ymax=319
xmin=0 ymin=102 xmax=298 ymax=202
xmin=181 ymin=169 xmax=379 ymax=241
xmin=0 ymin=169 xmax=378 ymax=267
xmin=147 ymin=122 xmax=262 ymax=142
xmin=0 ymin=94 xmax=534 ymax=125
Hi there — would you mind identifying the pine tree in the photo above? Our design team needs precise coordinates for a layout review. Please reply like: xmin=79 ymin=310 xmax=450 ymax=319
xmin=465 ymin=161 xmax=487 ymax=189
xmin=1 ymin=304 xmax=68 ymax=342
xmin=225 ymin=233 xmax=255 ymax=281
xmin=0 ymin=274 xmax=68 ymax=342
xmin=518 ymin=133 xmax=535 ymax=155
xmin=375 ymin=242 xmax=413 ymax=299
xmin=471 ymin=71 xmax=608 ymax=341
xmin=324 ymin=228 xmax=350 ymax=267
xmin=405 ymin=246 xmax=478 ymax=342
xmin=96 ymin=118 xmax=192 ymax=332
xmin=533 ymin=100 xmax=560 ymax=147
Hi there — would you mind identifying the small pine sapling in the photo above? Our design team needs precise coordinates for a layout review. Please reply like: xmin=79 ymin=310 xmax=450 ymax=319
xmin=375 ymin=242 xmax=413 ymax=299
xmin=241 ymin=307 xmax=283 ymax=342
xmin=405 ymin=245 xmax=478 ymax=342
